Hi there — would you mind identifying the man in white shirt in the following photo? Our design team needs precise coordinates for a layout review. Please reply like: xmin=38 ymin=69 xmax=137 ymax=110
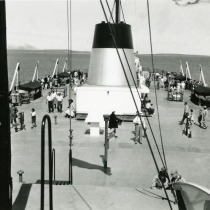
xmin=179 ymin=102 xmax=189 ymax=125
xmin=133 ymin=111 xmax=146 ymax=144
xmin=46 ymin=92 xmax=54 ymax=113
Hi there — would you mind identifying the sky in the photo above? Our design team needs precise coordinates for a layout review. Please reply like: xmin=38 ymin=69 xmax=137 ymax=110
xmin=5 ymin=0 xmax=210 ymax=55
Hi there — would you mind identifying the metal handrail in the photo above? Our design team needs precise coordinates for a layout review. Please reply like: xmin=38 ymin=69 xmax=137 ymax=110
xmin=41 ymin=115 xmax=53 ymax=210
xmin=52 ymin=148 xmax=55 ymax=181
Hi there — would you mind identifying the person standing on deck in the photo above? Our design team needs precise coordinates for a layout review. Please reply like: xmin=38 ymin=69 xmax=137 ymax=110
xmin=197 ymin=109 xmax=202 ymax=127
xmin=133 ymin=111 xmax=146 ymax=144
xmin=56 ymin=92 xmax=63 ymax=113
xmin=187 ymin=109 xmax=194 ymax=138
xmin=179 ymin=102 xmax=189 ymax=125
xmin=51 ymin=90 xmax=57 ymax=109
xmin=46 ymin=92 xmax=54 ymax=113
xmin=202 ymin=106 xmax=208 ymax=128
xmin=31 ymin=108 xmax=37 ymax=128
xmin=108 ymin=111 xmax=119 ymax=138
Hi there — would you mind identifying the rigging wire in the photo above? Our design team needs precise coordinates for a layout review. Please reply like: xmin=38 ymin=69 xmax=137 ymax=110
xmin=109 ymin=0 xmax=116 ymax=22
xmin=102 ymin=1 xmax=173 ymax=209
xmin=146 ymin=0 xmax=168 ymax=170
xmin=136 ymin=189 xmax=175 ymax=203
xmin=146 ymin=0 xmax=173 ymax=209
xmin=101 ymin=0 xmax=162 ymax=183
xmin=105 ymin=0 xmax=166 ymax=168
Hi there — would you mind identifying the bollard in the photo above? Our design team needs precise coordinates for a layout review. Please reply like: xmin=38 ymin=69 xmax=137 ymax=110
xmin=54 ymin=115 xmax=57 ymax=125
xmin=17 ymin=170 xmax=24 ymax=182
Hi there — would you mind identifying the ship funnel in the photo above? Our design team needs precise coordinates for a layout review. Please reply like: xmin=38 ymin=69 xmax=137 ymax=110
xmin=87 ymin=21 xmax=136 ymax=86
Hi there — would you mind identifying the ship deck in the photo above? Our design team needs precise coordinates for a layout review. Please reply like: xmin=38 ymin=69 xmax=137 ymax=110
xmin=11 ymin=83 xmax=210 ymax=210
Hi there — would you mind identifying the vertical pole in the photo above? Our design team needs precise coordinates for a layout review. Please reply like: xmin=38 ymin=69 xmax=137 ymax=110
xmin=69 ymin=129 xmax=73 ymax=184
xmin=103 ymin=115 xmax=109 ymax=168
xmin=0 ymin=1 xmax=12 ymax=209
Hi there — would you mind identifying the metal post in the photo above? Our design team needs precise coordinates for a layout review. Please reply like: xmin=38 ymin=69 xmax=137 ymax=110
xmin=103 ymin=115 xmax=110 ymax=168
xmin=52 ymin=149 xmax=55 ymax=181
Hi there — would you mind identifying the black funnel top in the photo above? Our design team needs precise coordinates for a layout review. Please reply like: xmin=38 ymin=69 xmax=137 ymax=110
xmin=92 ymin=22 xmax=133 ymax=49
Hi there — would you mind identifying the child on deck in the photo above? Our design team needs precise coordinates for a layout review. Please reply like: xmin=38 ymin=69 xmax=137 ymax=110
xmin=31 ymin=108 xmax=37 ymax=128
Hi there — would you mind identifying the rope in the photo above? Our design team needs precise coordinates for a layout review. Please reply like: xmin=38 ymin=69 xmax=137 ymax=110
xmin=142 ymin=189 xmax=174 ymax=203
xmin=146 ymin=1 xmax=172 ymax=209
xmin=136 ymin=189 xmax=164 ymax=200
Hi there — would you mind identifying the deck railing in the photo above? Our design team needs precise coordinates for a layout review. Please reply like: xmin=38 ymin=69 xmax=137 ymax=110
xmin=41 ymin=115 xmax=53 ymax=210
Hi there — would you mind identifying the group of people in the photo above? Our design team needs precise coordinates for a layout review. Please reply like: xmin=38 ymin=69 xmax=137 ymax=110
xmin=151 ymin=167 xmax=185 ymax=203
xmin=10 ymin=104 xmax=36 ymax=130
xmin=180 ymin=102 xmax=208 ymax=138
xmin=142 ymin=95 xmax=155 ymax=116
xmin=39 ymin=69 xmax=88 ymax=91
xmin=46 ymin=90 xmax=76 ymax=118
xmin=46 ymin=91 xmax=64 ymax=113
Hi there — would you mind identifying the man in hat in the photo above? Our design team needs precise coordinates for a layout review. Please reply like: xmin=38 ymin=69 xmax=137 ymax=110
xmin=133 ymin=111 xmax=146 ymax=144
xmin=179 ymin=102 xmax=189 ymax=125
xmin=56 ymin=92 xmax=63 ymax=113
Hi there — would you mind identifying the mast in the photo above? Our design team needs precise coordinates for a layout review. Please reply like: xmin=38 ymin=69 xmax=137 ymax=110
xmin=51 ymin=59 xmax=59 ymax=78
xmin=199 ymin=64 xmax=206 ymax=86
xmin=115 ymin=0 xmax=120 ymax=23
xmin=9 ymin=63 xmax=20 ymax=92
xmin=0 ymin=0 xmax=12 ymax=209
xmin=32 ymin=61 xmax=39 ymax=82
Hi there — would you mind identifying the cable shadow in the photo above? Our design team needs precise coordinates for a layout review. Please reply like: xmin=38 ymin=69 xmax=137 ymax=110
xmin=12 ymin=184 xmax=32 ymax=210
xmin=72 ymin=157 xmax=112 ymax=176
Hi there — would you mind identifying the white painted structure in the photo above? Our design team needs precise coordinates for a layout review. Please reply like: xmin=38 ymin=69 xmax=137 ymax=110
xmin=76 ymin=84 xmax=149 ymax=115
xmin=77 ymin=84 xmax=149 ymax=136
